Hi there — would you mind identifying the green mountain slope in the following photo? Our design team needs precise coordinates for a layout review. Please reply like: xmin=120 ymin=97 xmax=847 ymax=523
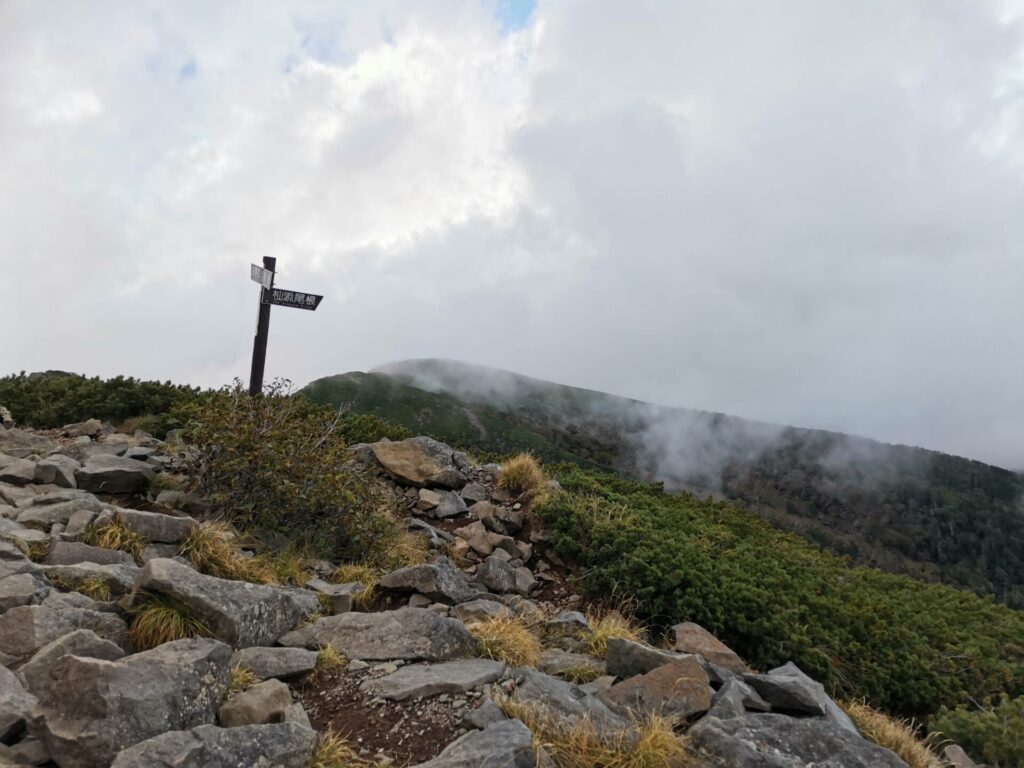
xmin=299 ymin=359 xmax=1024 ymax=607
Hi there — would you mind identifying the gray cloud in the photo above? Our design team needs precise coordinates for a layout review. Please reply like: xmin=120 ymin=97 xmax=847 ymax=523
xmin=1 ymin=0 xmax=1022 ymax=468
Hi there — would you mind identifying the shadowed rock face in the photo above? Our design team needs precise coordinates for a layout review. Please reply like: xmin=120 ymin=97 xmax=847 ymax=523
xmin=31 ymin=638 xmax=233 ymax=768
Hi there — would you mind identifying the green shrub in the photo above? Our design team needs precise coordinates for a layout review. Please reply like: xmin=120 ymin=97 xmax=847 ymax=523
xmin=930 ymin=695 xmax=1024 ymax=767
xmin=334 ymin=412 xmax=411 ymax=444
xmin=539 ymin=465 xmax=1024 ymax=721
xmin=0 ymin=371 xmax=200 ymax=430
xmin=179 ymin=381 xmax=403 ymax=563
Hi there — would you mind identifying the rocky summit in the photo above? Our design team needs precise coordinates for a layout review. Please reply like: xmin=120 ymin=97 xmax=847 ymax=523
xmin=0 ymin=415 xmax=973 ymax=768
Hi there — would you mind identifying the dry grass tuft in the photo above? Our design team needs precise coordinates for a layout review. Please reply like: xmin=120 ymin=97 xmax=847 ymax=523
xmin=227 ymin=665 xmax=258 ymax=696
xmin=498 ymin=453 xmax=549 ymax=502
xmin=178 ymin=521 xmax=272 ymax=583
xmin=561 ymin=665 xmax=604 ymax=685
xmin=499 ymin=696 xmax=689 ymax=768
xmin=128 ymin=591 xmax=212 ymax=650
xmin=48 ymin=574 xmax=113 ymax=602
xmin=84 ymin=514 xmax=145 ymax=561
xmin=469 ymin=616 xmax=543 ymax=668
xmin=842 ymin=700 xmax=945 ymax=768
xmin=308 ymin=730 xmax=385 ymax=768
xmin=316 ymin=644 xmax=347 ymax=673
xmin=586 ymin=609 xmax=645 ymax=659
xmin=269 ymin=547 xmax=311 ymax=586
xmin=330 ymin=564 xmax=381 ymax=609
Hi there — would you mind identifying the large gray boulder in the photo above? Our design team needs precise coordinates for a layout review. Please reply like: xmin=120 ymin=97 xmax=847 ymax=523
xmin=110 ymin=723 xmax=317 ymax=768
xmin=435 ymin=491 xmax=469 ymax=519
xmin=62 ymin=419 xmax=103 ymax=438
xmin=278 ymin=607 xmax=474 ymax=661
xmin=744 ymin=662 xmax=856 ymax=733
xmin=75 ymin=455 xmax=154 ymax=494
xmin=16 ymin=496 xmax=103 ymax=529
xmin=605 ymin=637 xmax=683 ymax=679
xmin=410 ymin=719 xmax=535 ymax=768
xmin=598 ymin=655 xmax=711 ymax=719
xmin=672 ymin=622 xmax=747 ymax=673
xmin=17 ymin=628 xmax=125 ymax=693
xmin=229 ymin=646 xmax=318 ymax=681
xmin=0 ymin=455 xmax=36 ymax=486
xmin=31 ymin=638 xmax=232 ymax=768
xmin=367 ymin=437 xmax=469 ymax=490
xmin=0 ymin=429 xmax=57 ymax=459
xmin=380 ymin=556 xmax=480 ymax=604
xmin=361 ymin=659 xmax=506 ymax=701
xmin=509 ymin=668 xmax=625 ymax=730
xmin=0 ymin=665 xmax=36 ymax=744
xmin=689 ymin=713 xmax=909 ymax=767
xmin=33 ymin=455 xmax=80 ymax=488
xmin=129 ymin=558 xmax=307 ymax=648
xmin=46 ymin=541 xmax=135 ymax=566
xmin=0 ymin=604 xmax=128 ymax=665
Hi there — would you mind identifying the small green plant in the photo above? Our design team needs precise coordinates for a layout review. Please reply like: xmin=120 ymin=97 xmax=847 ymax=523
xmin=470 ymin=616 xmax=543 ymax=668
xmin=498 ymin=453 xmax=548 ymax=501
xmin=128 ymin=591 xmax=212 ymax=650
xmin=84 ymin=514 xmax=145 ymax=562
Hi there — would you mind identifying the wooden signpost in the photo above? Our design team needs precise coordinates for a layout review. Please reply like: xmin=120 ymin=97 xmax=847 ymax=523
xmin=248 ymin=256 xmax=324 ymax=395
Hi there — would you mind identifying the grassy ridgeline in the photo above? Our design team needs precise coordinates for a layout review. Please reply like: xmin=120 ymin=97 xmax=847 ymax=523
xmin=539 ymin=464 xmax=1024 ymax=722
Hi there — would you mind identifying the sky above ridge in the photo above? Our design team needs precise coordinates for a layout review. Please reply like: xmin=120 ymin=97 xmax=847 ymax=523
xmin=1 ymin=1 xmax=1023 ymax=468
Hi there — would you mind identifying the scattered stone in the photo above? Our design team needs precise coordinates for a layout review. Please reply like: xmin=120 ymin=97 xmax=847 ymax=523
xmin=109 ymin=722 xmax=317 ymax=768
xmin=75 ymin=455 xmax=154 ymax=494
xmin=229 ymin=647 xmax=318 ymax=681
xmin=32 ymin=638 xmax=232 ymax=768
xmin=304 ymin=578 xmax=362 ymax=614
xmin=453 ymin=521 xmax=494 ymax=557
xmin=598 ymin=655 xmax=711 ymax=719
xmin=0 ymin=572 xmax=49 ymax=612
xmin=689 ymin=712 xmax=909 ymax=768
xmin=409 ymin=719 xmax=535 ymax=768
xmin=462 ymin=700 xmax=508 ymax=730
xmin=368 ymin=438 xmax=468 ymax=490
xmin=153 ymin=490 xmax=210 ymax=516
xmin=417 ymin=489 xmax=443 ymax=511
xmin=219 ymin=679 xmax=293 ymax=727
xmin=510 ymin=668 xmax=624 ymax=730
xmin=0 ymin=455 xmax=36 ymax=487
xmin=408 ymin=517 xmax=455 ymax=543
xmin=0 ymin=603 xmax=128 ymax=665
xmin=380 ymin=556 xmax=480 ymax=605
xmin=671 ymin=622 xmax=747 ymax=673
xmin=32 ymin=455 xmax=80 ymax=489
xmin=744 ymin=662 xmax=856 ymax=733
xmin=140 ymin=543 xmax=180 ymax=563
xmin=62 ymin=419 xmax=103 ymax=438
xmin=435 ymin=491 xmax=469 ymax=519
xmin=0 ymin=430 xmax=58 ymax=459
xmin=106 ymin=508 xmax=195 ymax=544
xmin=17 ymin=629 xmax=125 ymax=693
xmin=17 ymin=497 xmax=104 ymax=530
xmin=129 ymin=558 xmax=307 ymax=648
xmin=46 ymin=541 xmax=135 ymax=566
xmin=707 ymin=678 xmax=772 ymax=720
xmin=460 ymin=483 xmax=489 ymax=504
xmin=362 ymin=659 xmax=506 ymax=701
xmin=451 ymin=598 xmax=513 ymax=624
xmin=605 ymin=637 xmax=683 ymax=679
xmin=278 ymin=607 xmax=475 ymax=661
xmin=476 ymin=556 xmax=520 ymax=594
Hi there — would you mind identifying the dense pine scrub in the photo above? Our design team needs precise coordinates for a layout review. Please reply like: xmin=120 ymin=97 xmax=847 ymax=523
xmin=539 ymin=465 xmax=1024 ymax=722
xmin=0 ymin=371 xmax=201 ymax=434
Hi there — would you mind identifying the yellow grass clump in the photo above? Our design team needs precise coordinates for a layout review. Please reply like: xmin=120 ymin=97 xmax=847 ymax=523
xmin=498 ymin=453 xmax=549 ymax=501
xmin=586 ymin=609 xmax=645 ymax=659
xmin=469 ymin=616 xmax=543 ymax=668
xmin=128 ymin=592 xmax=212 ymax=650
xmin=84 ymin=514 xmax=145 ymax=561
xmin=269 ymin=548 xmax=311 ymax=586
xmin=178 ymin=521 xmax=272 ymax=583
xmin=842 ymin=700 xmax=945 ymax=768
xmin=316 ymin=644 xmax=347 ymax=673
xmin=499 ymin=696 xmax=689 ymax=768
xmin=308 ymin=730 xmax=386 ymax=768
xmin=330 ymin=564 xmax=381 ymax=609
xmin=227 ymin=666 xmax=258 ymax=696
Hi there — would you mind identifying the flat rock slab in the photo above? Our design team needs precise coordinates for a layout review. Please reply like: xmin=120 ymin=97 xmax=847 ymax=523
xmin=0 ymin=456 xmax=36 ymax=486
xmin=689 ymin=713 xmax=908 ymax=768
xmin=75 ymin=455 xmax=154 ymax=494
xmin=598 ymin=655 xmax=711 ymax=719
xmin=0 ymin=571 xmax=49 ymax=612
xmin=362 ymin=659 xmax=507 ymax=701
xmin=672 ymin=622 xmax=747 ymax=673
xmin=510 ymin=668 xmax=624 ymax=731
xmin=131 ymin=558 xmax=306 ymax=648
xmin=745 ymin=662 xmax=857 ymax=733
xmin=410 ymin=719 xmax=535 ymax=768
xmin=451 ymin=598 xmax=513 ymax=624
xmin=538 ymin=648 xmax=606 ymax=680
xmin=34 ymin=455 xmax=80 ymax=488
xmin=230 ymin=646 xmax=318 ymax=680
xmin=111 ymin=508 xmax=195 ymax=544
xmin=32 ymin=638 xmax=232 ymax=768
xmin=47 ymin=540 xmax=136 ymax=566
xmin=0 ymin=604 xmax=128 ymax=665
xmin=16 ymin=496 xmax=104 ymax=529
xmin=380 ymin=556 xmax=480 ymax=605
xmin=369 ymin=438 xmax=468 ymax=490
xmin=110 ymin=722 xmax=317 ymax=768
xmin=605 ymin=637 xmax=684 ymax=679
xmin=0 ymin=429 xmax=58 ymax=459
xmin=278 ymin=607 xmax=475 ymax=661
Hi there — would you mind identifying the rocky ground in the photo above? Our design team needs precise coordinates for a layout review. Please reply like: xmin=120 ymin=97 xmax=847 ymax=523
xmin=0 ymin=416 xmax=975 ymax=767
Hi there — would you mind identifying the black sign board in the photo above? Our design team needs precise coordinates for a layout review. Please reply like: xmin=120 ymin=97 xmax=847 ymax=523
xmin=262 ymin=287 xmax=323 ymax=311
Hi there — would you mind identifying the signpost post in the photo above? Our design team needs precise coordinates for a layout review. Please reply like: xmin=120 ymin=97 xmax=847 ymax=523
xmin=248 ymin=257 xmax=324 ymax=395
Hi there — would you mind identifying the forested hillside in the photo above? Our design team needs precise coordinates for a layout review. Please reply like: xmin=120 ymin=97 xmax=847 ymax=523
xmin=301 ymin=360 xmax=1024 ymax=607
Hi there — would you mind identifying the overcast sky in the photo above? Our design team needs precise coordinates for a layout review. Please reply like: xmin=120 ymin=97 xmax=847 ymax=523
xmin=2 ymin=1 xmax=1023 ymax=468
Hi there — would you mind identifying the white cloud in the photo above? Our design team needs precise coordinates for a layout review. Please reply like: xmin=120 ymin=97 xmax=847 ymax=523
xmin=1 ymin=0 xmax=1022 ymax=468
